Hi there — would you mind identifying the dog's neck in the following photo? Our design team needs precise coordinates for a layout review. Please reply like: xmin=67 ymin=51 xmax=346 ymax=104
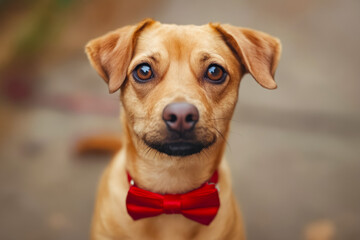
xmin=122 ymin=118 xmax=225 ymax=194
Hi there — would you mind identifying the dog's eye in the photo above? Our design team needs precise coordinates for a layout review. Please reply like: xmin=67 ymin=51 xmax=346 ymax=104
xmin=133 ymin=63 xmax=153 ymax=82
xmin=205 ymin=64 xmax=226 ymax=83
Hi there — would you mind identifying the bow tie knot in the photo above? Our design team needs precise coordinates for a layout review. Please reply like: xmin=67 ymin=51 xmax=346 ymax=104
xmin=163 ymin=195 xmax=182 ymax=214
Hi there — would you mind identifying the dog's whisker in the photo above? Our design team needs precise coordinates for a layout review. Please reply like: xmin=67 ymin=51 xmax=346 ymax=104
xmin=210 ymin=118 xmax=242 ymax=123
xmin=209 ymin=117 xmax=231 ymax=121
xmin=142 ymin=145 xmax=154 ymax=159
xmin=141 ymin=149 xmax=147 ymax=158
xmin=153 ymin=148 xmax=160 ymax=160
xmin=213 ymin=127 xmax=231 ymax=150
xmin=201 ymin=149 xmax=210 ymax=161
xmin=146 ymin=147 xmax=153 ymax=157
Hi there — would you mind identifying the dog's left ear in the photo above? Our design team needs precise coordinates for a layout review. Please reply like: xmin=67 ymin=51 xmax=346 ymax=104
xmin=211 ymin=23 xmax=281 ymax=89
xmin=85 ymin=19 xmax=155 ymax=93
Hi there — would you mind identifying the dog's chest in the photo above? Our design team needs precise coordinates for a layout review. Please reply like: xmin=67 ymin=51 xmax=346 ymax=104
xmin=122 ymin=215 xmax=207 ymax=240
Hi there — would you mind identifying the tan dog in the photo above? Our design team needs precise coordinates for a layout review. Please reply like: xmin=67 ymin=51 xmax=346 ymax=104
xmin=85 ymin=19 xmax=281 ymax=240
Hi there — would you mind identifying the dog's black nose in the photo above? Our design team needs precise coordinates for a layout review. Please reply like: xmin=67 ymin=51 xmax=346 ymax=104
xmin=163 ymin=102 xmax=199 ymax=134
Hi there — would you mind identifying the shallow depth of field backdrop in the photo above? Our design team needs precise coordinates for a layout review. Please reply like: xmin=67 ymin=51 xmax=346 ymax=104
xmin=0 ymin=0 xmax=359 ymax=239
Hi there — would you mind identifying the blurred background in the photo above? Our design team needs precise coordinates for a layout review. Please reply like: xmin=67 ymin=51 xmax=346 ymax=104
xmin=0 ymin=0 xmax=359 ymax=239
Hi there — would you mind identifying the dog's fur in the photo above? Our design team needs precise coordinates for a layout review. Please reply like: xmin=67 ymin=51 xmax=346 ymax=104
xmin=85 ymin=19 xmax=281 ymax=240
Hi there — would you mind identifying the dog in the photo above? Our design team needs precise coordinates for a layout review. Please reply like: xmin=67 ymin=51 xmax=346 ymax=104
xmin=85 ymin=19 xmax=281 ymax=240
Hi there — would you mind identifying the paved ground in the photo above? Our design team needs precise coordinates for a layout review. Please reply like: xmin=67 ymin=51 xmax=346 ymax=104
xmin=0 ymin=0 xmax=359 ymax=239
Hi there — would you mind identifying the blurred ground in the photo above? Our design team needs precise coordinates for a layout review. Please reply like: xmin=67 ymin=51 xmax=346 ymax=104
xmin=0 ymin=0 xmax=359 ymax=239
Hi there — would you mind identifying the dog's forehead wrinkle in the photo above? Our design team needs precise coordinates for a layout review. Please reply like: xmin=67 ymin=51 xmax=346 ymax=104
xmin=194 ymin=50 xmax=226 ymax=63
xmin=133 ymin=49 xmax=162 ymax=61
xmin=142 ymin=52 xmax=161 ymax=63
xmin=200 ymin=52 xmax=211 ymax=62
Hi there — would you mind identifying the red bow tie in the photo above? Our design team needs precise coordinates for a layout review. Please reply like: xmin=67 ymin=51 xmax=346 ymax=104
xmin=126 ymin=171 xmax=220 ymax=225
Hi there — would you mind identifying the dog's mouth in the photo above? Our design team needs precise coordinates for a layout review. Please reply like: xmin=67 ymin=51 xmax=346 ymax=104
xmin=142 ymin=127 xmax=217 ymax=157
xmin=147 ymin=141 xmax=206 ymax=156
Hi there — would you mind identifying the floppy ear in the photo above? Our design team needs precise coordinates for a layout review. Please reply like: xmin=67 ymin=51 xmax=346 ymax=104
xmin=85 ymin=19 xmax=155 ymax=93
xmin=211 ymin=23 xmax=281 ymax=89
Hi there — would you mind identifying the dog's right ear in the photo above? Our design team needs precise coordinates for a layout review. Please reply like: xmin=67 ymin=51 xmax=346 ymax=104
xmin=85 ymin=19 xmax=155 ymax=93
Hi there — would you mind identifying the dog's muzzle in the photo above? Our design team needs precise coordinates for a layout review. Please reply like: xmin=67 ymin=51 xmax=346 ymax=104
xmin=142 ymin=102 xmax=217 ymax=156
xmin=144 ymin=102 xmax=215 ymax=156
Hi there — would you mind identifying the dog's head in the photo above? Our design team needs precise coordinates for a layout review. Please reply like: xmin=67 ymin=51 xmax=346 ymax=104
xmin=86 ymin=19 xmax=281 ymax=159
